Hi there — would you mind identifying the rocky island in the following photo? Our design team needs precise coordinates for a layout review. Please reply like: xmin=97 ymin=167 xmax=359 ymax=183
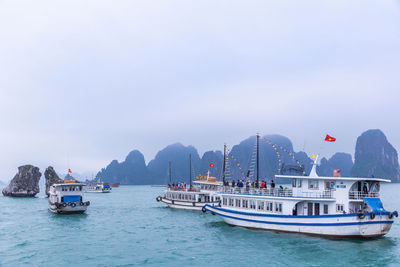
xmin=2 ymin=165 xmax=41 ymax=197
xmin=44 ymin=166 xmax=64 ymax=197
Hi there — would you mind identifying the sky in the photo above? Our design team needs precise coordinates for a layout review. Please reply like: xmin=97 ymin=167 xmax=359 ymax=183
xmin=1 ymin=0 xmax=400 ymax=181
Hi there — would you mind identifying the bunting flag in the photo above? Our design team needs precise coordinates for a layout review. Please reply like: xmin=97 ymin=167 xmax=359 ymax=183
xmin=325 ymin=134 xmax=336 ymax=142
xmin=226 ymin=147 xmax=245 ymax=177
xmin=263 ymin=138 xmax=306 ymax=175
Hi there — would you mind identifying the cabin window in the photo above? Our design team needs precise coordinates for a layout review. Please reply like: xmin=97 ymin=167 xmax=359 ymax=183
xmin=307 ymin=203 xmax=313 ymax=216
xmin=228 ymin=198 xmax=234 ymax=207
xmin=308 ymin=180 xmax=319 ymax=189
xmin=257 ymin=201 xmax=264 ymax=211
xmin=336 ymin=204 xmax=344 ymax=213
xmin=223 ymin=198 xmax=227 ymax=206
xmin=242 ymin=199 xmax=248 ymax=209
xmin=314 ymin=203 xmax=320 ymax=216
xmin=250 ymin=200 xmax=256 ymax=209
xmin=275 ymin=203 xmax=282 ymax=213
xmin=266 ymin=202 xmax=273 ymax=211
xmin=325 ymin=181 xmax=336 ymax=190
xmin=298 ymin=179 xmax=302 ymax=188
xmin=235 ymin=199 xmax=241 ymax=207
xmin=292 ymin=179 xmax=297 ymax=187
xmin=323 ymin=204 xmax=329 ymax=214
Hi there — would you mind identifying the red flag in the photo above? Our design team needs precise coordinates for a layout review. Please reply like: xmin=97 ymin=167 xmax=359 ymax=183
xmin=325 ymin=134 xmax=336 ymax=142
xmin=68 ymin=168 xmax=72 ymax=173
xmin=209 ymin=163 xmax=214 ymax=167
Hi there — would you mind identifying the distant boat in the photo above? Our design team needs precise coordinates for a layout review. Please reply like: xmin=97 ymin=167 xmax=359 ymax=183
xmin=48 ymin=181 xmax=90 ymax=214
xmin=86 ymin=182 xmax=112 ymax=193
xmin=157 ymin=155 xmax=221 ymax=211
xmin=110 ymin=183 xmax=120 ymax=188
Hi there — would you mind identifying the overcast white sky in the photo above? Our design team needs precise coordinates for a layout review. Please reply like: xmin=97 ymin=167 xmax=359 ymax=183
xmin=1 ymin=0 xmax=399 ymax=181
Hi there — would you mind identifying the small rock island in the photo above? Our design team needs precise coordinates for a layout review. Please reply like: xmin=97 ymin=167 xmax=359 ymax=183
xmin=2 ymin=165 xmax=41 ymax=197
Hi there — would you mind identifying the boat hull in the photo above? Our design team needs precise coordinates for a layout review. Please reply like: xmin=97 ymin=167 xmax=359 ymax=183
xmin=204 ymin=205 xmax=394 ymax=238
xmin=48 ymin=202 xmax=88 ymax=214
xmin=160 ymin=197 xmax=219 ymax=211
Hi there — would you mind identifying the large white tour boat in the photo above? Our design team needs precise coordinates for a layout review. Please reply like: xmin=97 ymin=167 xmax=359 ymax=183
xmin=204 ymin=135 xmax=398 ymax=238
xmin=48 ymin=182 xmax=90 ymax=214
xmin=157 ymin=156 xmax=222 ymax=211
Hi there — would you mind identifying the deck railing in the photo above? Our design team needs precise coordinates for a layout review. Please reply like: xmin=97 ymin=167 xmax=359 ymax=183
xmin=349 ymin=191 xmax=379 ymax=200
xmin=221 ymin=187 xmax=334 ymax=199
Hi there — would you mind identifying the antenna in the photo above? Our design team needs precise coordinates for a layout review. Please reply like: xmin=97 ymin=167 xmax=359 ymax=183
xmin=222 ymin=143 xmax=226 ymax=183
xmin=169 ymin=161 xmax=172 ymax=184
xmin=189 ymin=154 xmax=192 ymax=188
xmin=256 ymin=133 xmax=260 ymax=187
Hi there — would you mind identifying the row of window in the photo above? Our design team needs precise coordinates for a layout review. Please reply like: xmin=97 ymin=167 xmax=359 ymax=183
xmin=199 ymin=184 xmax=218 ymax=191
xmin=166 ymin=192 xmax=196 ymax=201
xmin=60 ymin=186 xmax=82 ymax=192
xmin=223 ymin=197 xmax=283 ymax=213
xmin=292 ymin=179 xmax=336 ymax=190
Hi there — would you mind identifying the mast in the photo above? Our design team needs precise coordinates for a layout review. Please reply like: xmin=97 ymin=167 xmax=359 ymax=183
xmin=189 ymin=154 xmax=192 ymax=188
xmin=169 ymin=161 xmax=172 ymax=184
xmin=256 ymin=133 xmax=260 ymax=187
xmin=222 ymin=143 xmax=226 ymax=183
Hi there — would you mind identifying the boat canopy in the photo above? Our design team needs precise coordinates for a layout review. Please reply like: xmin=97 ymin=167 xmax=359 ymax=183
xmin=364 ymin=197 xmax=386 ymax=213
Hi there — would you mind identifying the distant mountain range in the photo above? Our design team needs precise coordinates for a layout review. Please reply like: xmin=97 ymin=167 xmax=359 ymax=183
xmin=95 ymin=129 xmax=400 ymax=184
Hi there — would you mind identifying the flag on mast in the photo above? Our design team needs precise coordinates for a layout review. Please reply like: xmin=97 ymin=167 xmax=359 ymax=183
xmin=68 ymin=168 xmax=72 ymax=173
xmin=324 ymin=134 xmax=336 ymax=142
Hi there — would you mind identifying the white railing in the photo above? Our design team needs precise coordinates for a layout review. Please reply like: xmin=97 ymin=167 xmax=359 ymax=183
xmin=221 ymin=187 xmax=334 ymax=199
xmin=349 ymin=191 xmax=379 ymax=200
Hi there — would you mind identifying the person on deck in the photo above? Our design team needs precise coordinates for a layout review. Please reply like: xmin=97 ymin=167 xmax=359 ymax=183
xmin=271 ymin=180 xmax=275 ymax=189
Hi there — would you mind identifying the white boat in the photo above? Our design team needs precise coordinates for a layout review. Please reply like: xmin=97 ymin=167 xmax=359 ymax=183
xmin=157 ymin=175 xmax=222 ymax=211
xmin=48 ymin=182 xmax=90 ymax=214
xmin=85 ymin=182 xmax=111 ymax=193
xmin=157 ymin=157 xmax=221 ymax=211
xmin=204 ymin=135 xmax=398 ymax=238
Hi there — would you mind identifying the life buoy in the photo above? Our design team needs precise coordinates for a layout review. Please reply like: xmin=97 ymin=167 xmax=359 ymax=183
xmin=156 ymin=196 xmax=162 ymax=202
xmin=370 ymin=212 xmax=375 ymax=220
xmin=393 ymin=211 xmax=398 ymax=217
xmin=388 ymin=212 xmax=394 ymax=219
xmin=80 ymin=202 xmax=84 ymax=206
xmin=358 ymin=212 xmax=365 ymax=219
xmin=202 ymin=206 xmax=207 ymax=213
xmin=62 ymin=203 xmax=67 ymax=207
xmin=71 ymin=203 xmax=76 ymax=207
xmin=85 ymin=201 xmax=90 ymax=206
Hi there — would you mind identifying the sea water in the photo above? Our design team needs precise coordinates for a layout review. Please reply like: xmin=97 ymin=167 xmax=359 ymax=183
xmin=0 ymin=184 xmax=399 ymax=267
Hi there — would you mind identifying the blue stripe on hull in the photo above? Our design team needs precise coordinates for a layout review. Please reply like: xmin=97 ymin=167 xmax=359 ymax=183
xmin=205 ymin=205 xmax=389 ymax=218
xmin=205 ymin=205 xmax=393 ymax=227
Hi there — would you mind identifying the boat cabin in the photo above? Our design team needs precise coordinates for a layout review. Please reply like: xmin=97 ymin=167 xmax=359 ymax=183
xmin=49 ymin=183 xmax=85 ymax=204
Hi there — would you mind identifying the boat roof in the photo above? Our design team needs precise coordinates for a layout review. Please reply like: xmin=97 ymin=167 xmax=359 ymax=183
xmin=193 ymin=180 xmax=223 ymax=185
xmin=53 ymin=183 xmax=86 ymax=186
xmin=274 ymin=175 xmax=391 ymax=183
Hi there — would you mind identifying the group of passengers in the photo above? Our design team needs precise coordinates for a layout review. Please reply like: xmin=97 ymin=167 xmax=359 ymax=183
xmin=168 ymin=182 xmax=187 ymax=191
xmin=222 ymin=180 xmax=281 ymax=193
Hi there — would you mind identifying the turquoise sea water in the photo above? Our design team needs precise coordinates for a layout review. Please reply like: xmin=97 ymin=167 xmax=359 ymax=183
xmin=1 ymin=184 xmax=399 ymax=267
